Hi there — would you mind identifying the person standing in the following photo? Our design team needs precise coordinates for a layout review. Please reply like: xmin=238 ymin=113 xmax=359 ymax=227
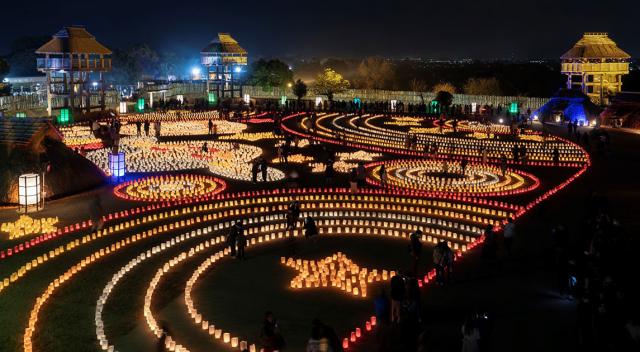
xmin=144 ymin=119 xmax=150 ymax=137
xmin=409 ymin=229 xmax=423 ymax=276
xmin=303 ymin=216 xmax=318 ymax=242
xmin=208 ymin=118 xmax=214 ymax=135
xmin=379 ymin=164 xmax=387 ymax=186
xmin=461 ymin=316 xmax=481 ymax=352
xmin=251 ymin=159 xmax=259 ymax=184
xmin=552 ymin=147 xmax=560 ymax=166
xmin=260 ymin=158 xmax=268 ymax=182
xmin=460 ymin=158 xmax=468 ymax=176
xmin=503 ymin=217 xmax=516 ymax=256
xmin=136 ymin=120 xmax=142 ymax=136
xmin=286 ymin=200 xmax=301 ymax=230
xmin=500 ymin=154 xmax=507 ymax=176
xmin=482 ymin=225 xmax=497 ymax=270
xmin=356 ymin=162 xmax=366 ymax=188
xmin=227 ymin=221 xmax=242 ymax=258
xmin=512 ymin=144 xmax=520 ymax=163
xmin=236 ymin=228 xmax=247 ymax=260
xmin=324 ymin=158 xmax=335 ymax=186
xmin=433 ymin=241 xmax=450 ymax=285
xmin=389 ymin=273 xmax=405 ymax=323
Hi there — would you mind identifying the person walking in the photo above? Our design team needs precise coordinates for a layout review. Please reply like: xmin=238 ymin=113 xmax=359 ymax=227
xmin=500 ymin=154 xmax=507 ymax=176
xmin=374 ymin=289 xmax=390 ymax=324
xmin=349 ymin=169 xmax=358 ymax=193
xmin=461 ymin=316 xmax=481 ymax=352
xmin=389 ymin=273 xmax=405 ymax=323
xmin=324 ymin=158 xmax=335 ymax=186
xmin=259 ymin=311 xmax=285 ymax=352
xmin=356 ymin=162 xmax=366 ymax=188
xmin=208 ymin=119 xmax=214 ymax=135
xmin=260 ymin=158 xmax=268 ymax=182
xmin=409 ymin=229 xmax=423 ymax=277
xmin=136 ymin=120 xmax=142 ymax=136
xmin=379 ymin=164 xmax=387 ymax=186
xmin=503 ymin=217 xmax=516 ymax=257
xmin=251 ymin=159 xmax=259 ymax=184
xmin=481 ymin=146 xmax=488 ymax=164
xmin=89 ymin=195 xmax=105 ymax=232
xmin=227 ymin=221 xmax=242 ymax=258
xmin=236 ymin=228 xmax=247 ymax=260
xmin=433 ymin=241 xmax=451 ymax=285
xmin=552 ymin=147 xmax=560 ymax=166
xmin=482 ymin=225 xmax=497 ymax=270
xmin=144 ymin=119 xmax=150 ymax=137
xmin=512 ymin=144 xmax=520 ymax=163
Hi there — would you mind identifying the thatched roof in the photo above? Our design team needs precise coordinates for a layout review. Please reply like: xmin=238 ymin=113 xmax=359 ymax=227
xmin=561 ymin=33 xmax=630 ymax=60
xmin=36 ymin=26 xmax=111 ymax=55
xmin=201 ymin=33 xmax=247 ymax=55
xmin=0 ymin=118 xmax=61 ymax=147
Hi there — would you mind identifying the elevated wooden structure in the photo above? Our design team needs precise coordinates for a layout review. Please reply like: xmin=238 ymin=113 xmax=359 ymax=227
xmin=36 ymin=26 xmax=112 ymax=118
xmin=561 ymin=32 xmax=630 ymax=105
xmin=200 ymin=33 xmax=248 ymax=100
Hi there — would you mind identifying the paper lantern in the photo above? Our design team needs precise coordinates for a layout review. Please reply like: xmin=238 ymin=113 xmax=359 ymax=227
xmin=18 ymin=174 xmax=42 ymax=212
xmin=119 ymin=102 xmax=127 ymax=114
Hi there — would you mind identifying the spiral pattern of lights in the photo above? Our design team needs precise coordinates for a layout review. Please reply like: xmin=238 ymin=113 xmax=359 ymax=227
xmin=113 ymin=174 xmax=227 ymax=202
xmin=367 ymin=159 xmax=539 ymax=196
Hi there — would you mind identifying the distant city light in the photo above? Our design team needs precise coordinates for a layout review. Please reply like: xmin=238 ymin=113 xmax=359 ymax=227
xmin=92 ymin=82 xmax=98 ymax=87
xmin=533 ymin=114 xmax=539 ymax=121
xmin=499 ymin=118 xmax=504 ymax=123
xmin=234 ymin=66 xmax=242 ymax=73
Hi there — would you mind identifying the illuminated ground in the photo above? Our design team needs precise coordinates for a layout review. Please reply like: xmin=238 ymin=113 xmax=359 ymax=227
xmin=0 ymin=112 xmax=613 ymax=352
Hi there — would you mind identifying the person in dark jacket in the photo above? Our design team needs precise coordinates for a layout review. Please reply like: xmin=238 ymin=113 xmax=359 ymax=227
xmin=228 ymin=221 xmax=243 ymax=257
xmin=303 ymin=216 xmax=318 ymax=241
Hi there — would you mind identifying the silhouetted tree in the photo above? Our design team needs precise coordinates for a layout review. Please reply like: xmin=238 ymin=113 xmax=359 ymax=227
xmin=292 ymin=79 xmax=308 ymax=105
xmin=435 ymin=90 xmax=454 ymax=110
xmin=248 ymin=59 xmax=293 ymax=90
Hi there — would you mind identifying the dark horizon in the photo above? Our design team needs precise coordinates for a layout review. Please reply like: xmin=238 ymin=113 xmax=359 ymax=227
xmin=1 ymin=0 xmax=638 ymax=60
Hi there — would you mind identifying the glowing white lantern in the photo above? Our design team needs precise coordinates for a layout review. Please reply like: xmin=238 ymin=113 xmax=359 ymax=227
xmin=243 ymin=94 xmax=250 ymax=104
xmin=18 ymin=174 xmax=42 ymax=212
xmin=390 ymin=100 xmax=397 ymax=111
xmin=471 ymin=102 xmax=477 ymax=113
xmin=177 ymin=95 xmax=184 ymax=104
xmin=315 ymin=97 xmax=323 ymax=107
xmin=119 ymin=102 xmax=127 ymax=114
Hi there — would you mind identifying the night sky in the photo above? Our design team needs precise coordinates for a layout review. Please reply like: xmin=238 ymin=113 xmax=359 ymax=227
xmin=2 ymin=0 xmax=638 ymax=59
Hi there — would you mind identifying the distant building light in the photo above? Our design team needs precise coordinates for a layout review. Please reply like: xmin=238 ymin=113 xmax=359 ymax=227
xmin=234 ymin=66 xmax=242 ymax=73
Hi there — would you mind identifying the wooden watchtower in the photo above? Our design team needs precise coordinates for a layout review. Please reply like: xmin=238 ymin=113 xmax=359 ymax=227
xmin=561 ymin=33 xmax=630 ymax=105
xmin=36 ymin=26 xmax=112 ymax=118
xmin=200 ymin=33 xmax=248 ymax=101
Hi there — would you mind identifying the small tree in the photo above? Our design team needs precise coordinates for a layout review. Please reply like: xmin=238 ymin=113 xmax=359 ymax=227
xmin=292 ymin=79 xmax=308 ymax=104
xmin=313 ymin=68 xmax=350 ymax=105
xmin=435 ymin=90 xmax=454 ymax=113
